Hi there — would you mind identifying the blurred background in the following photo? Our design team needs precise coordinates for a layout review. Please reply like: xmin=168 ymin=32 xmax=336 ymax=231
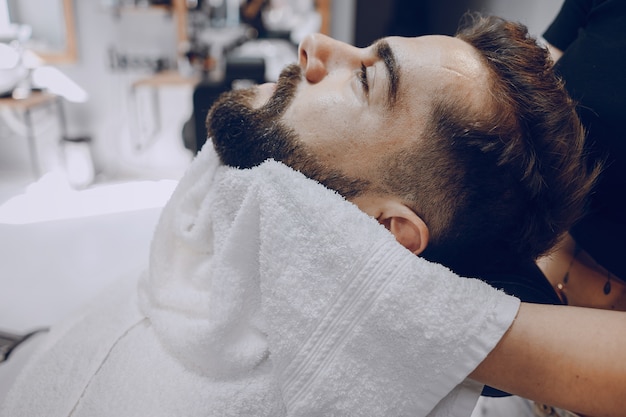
xmin=0 ymin=0 xmax=564 ymax=381
xmin=0 ymin=0 xmax=563 ymax=204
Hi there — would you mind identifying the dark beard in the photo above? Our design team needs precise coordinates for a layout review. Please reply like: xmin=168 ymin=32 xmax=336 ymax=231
xmin=207 ymin=64 xmax=303 ymax=170
xmin=205 ymin=64 xmax=370 ymax=199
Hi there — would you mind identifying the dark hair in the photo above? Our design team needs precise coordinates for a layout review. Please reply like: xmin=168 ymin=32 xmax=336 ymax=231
xmin=383 ymin=14 xmax=600 ymax=276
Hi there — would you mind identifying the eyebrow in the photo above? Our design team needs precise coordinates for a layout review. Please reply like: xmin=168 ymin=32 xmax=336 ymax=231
xmin=373 ymin=39 xmax=399 ymax=109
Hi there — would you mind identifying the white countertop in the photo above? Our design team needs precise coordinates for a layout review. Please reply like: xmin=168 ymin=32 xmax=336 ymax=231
xmin=0 ymin=176 xmax=176 ymax=334
xmin=0 ymin=207 xmax=163 ymax=334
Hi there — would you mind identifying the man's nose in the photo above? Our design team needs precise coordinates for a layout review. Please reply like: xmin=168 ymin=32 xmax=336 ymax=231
xmin=298 ymin=33 xmax=361 ymax=83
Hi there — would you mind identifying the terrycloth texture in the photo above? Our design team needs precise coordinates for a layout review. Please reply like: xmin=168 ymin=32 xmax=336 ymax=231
xmin=1 ymin=145 xmax=520 ymax=417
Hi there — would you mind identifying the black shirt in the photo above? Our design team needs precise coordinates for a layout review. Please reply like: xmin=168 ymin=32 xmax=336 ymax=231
xmin=544 ymin=0 xmax=626 ymax=280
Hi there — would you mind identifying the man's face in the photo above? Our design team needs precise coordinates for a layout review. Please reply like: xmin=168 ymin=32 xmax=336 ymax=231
xmin=208 ymin=33 xmax=488 ymax=198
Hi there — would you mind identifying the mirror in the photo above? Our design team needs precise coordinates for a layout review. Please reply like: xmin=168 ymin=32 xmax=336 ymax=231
xmin=3 ymin=0 xmax=77 ymax=64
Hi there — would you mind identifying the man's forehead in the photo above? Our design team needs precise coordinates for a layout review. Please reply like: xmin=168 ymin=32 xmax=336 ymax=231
xmin=385 ymin=34 xmax=486 ymax=80
xmin=381 ymin=34 xmax=490 ymax=116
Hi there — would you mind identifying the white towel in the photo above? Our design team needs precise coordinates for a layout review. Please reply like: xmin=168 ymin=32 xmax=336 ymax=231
xmin=1 ymin=144 xmax=520 ymax=417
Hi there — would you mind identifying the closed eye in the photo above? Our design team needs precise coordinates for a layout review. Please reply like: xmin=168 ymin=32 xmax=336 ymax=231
xmin=359 ymin=63 xmax=369 ymax=97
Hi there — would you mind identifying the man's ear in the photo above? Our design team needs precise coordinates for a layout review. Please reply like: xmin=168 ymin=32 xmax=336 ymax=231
xmin=351 ymin=196 xmax=429 ymax=255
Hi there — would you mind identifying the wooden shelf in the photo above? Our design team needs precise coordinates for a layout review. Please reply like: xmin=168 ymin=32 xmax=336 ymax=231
xmin=0 ymin=92 xmax=58 ymax=110
xmin=131 ymin=70 xmax=199 ymax=89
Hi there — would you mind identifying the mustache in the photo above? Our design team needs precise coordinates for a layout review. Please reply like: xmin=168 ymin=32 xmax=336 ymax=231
xmin=259 ymin=63 xmax=302 ymax=116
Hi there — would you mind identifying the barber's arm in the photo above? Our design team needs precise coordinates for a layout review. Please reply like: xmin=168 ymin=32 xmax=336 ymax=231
xmin=470 ymin=302 xmax=626 ymax=417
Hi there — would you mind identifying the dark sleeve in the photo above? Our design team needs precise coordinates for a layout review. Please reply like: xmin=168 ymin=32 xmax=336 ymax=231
xmin=543 ymin=0 xmax=593 ymax=50
xmin=480 ymin=265 xmax=562 ymax=306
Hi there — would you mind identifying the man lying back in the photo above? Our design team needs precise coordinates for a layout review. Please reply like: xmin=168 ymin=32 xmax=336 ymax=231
xmin=2 ymin=14 xmax=624 ymax=417
xmin=208 ymin=13 xmax=625 ymax=416
xmin=209 ymin=14 xmax=595 ymax=282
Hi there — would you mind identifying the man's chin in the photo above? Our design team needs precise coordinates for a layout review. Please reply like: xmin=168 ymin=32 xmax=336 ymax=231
xmin=206 ymin=67 xmax=300 ymax=169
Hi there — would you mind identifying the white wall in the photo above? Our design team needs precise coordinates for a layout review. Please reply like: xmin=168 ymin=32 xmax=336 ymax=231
xmin=330 ymin=0 xmax=355 ymax=44
xmin=482 ymin=0 xmax=565 ymax=38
